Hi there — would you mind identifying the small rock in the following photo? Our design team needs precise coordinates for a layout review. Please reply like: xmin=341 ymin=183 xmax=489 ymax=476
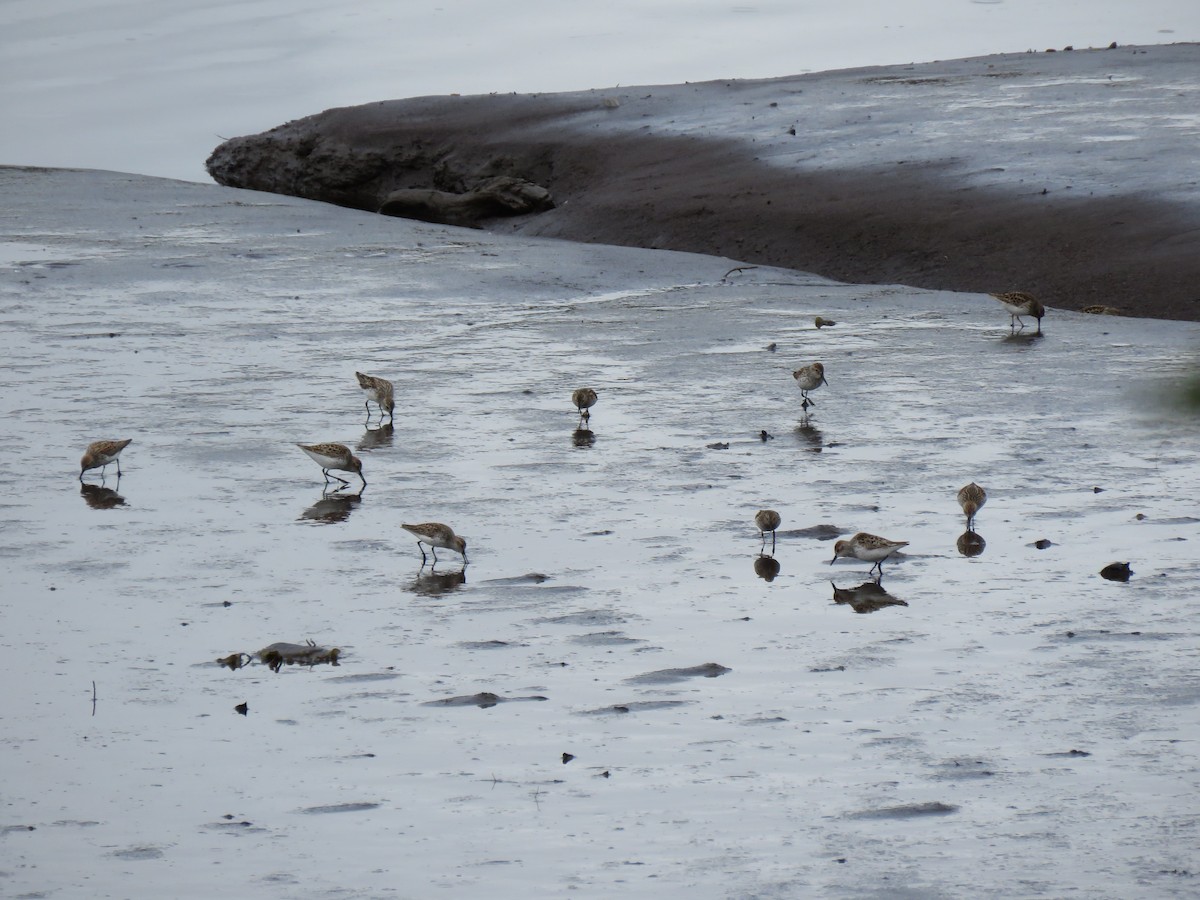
xmin=814 ymin=316 xmax=837 ymax=328
xmin=562 ymin=752 xmax=575 ymax=764
xmin=1093 ymin=486 xmax=1104 ymax=493
xmin=1034 ymin=539 xmax=1053 ymax=549
xmin=706 ymin=441 xmax=730 ymax=450
xmin=1100 ymin=562 xmax=1133 ymax=582
xmin=765 ymin=342 xmax=777 ymax=352
xmin=235 ymin=702 xmax=249 ymax=716
xmin=760 ymin=430 xmax=773 ymax=441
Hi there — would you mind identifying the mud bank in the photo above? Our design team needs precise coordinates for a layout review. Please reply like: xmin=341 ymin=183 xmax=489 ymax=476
xmin=207 ymin=43 xmax=1200 ymax=320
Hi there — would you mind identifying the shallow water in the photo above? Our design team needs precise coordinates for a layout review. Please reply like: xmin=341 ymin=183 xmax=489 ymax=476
xmin=2 ymin=168 xmax=1199 ymax=897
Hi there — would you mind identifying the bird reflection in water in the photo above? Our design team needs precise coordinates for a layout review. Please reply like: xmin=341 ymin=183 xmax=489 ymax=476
xmin=299 ymin=490 xmax=363 ymax=524
xmin=831 ymin=579 xmax=908 ymax=614
xmin=753 ymin=554 xmax=781 ymax=582
xmin=410 ymin=566 xmax=467 ymax=596
xmin=956 ymin=530 xmax=986 ymax=558
xmin=572 ymin=426 xmax=595 ymax=449
xmin=1000 ymin=331 xmax=1045 ymax=347
xmin=794 ymin=419 xmax=823 ymax=451
xmin=80 ymin=482 xmax=126 ymax=510
xmin=358 ymin=422 xmax=394 ymax=452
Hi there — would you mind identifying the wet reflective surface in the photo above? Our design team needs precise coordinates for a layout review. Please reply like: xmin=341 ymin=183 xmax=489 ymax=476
xmin=2 ymin=169 xmax=1200 ymax=898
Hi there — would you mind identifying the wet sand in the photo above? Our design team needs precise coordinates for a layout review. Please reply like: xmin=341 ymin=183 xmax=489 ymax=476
xmin=2 ymin=166 xmax=1199 ymax=897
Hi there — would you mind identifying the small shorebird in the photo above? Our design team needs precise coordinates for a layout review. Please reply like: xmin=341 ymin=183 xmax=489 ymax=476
xmin=792 ymin=362 xmax=828 ymax=410
xmin=830 ymin=532 xmax=909 ymax=576
xmin=80 ymin=439 xmax=132 ymax=480
xmin=755 ymin=509 xmax=782 ymax=554
xmin=990 ymin=291 xmax=1045 ymax=333
xmin=956 ymin=482 xmax=987 ymax=528
xmin=355 ymin=371 xmax=395 ymax=421
xmin=297 ymin=442 xmax=366 ymax=487
xmin=402 ymin=522 xmax=468 ymax=565
xmin=572 ymin=387 xmax=598 ymax=422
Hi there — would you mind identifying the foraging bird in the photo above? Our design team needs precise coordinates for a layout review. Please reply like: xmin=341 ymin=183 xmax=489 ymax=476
xmin=80 ymin=439 xmax=132 ymax=480
xmin=755 ymin=509 xmax=782 ymax=554
xmin=792 ymin=362 xmax=828 ymax=411
xmin=297 ymin=442 xmax=366 ymax=487
xmin=990 ymin=291 xmax=1045 ymax=333
xmin=572 ymin=387 xmax=598 ymax=422
xmin=956 ymin=483 xmax=987 ymax=528
xmin=830 ymin=532 xmax=909 ymax=577
xmin=402 ymin=522 xmax=468 ymax=565
xmin=355 ymin=371 xmax=395 ymax=421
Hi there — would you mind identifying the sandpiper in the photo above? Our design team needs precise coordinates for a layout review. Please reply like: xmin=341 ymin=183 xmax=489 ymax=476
xmin=755 ymin=509 xmax=781 ymax=554
xmin=792 ymin=362 xmax=827 ymax=411
xmin=297 ymin=442 xmax=366 ymax=487
xmin=402 ymin=522 xmax=468 ymax=565
xmin=355 ymin=371 xmax=395 ymax=421
xmin=956 ymin=482 xmax=987 ymax=528
xmin=80 ymin=439 xmax=132 ymax=480
xmin=830 ymin=532 xmax=909 ymax=576
xmin=572 ymin=387 xmax=598 ymax=422
xmin=990 ymin=291 xmax=1045 ymax=333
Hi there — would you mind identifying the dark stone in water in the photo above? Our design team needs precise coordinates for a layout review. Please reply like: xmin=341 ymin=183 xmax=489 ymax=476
xmin=1034 ymin=538 xmax=1054 ymax=549
xmin=1100 ymin=562 xmax=1133 ymax=582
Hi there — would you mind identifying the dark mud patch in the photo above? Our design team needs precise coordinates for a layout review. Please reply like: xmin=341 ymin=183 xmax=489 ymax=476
xmin=846 ymin=801 xmax=959 ymax=820
xmin=626 ymin=663 xmax=731 ymax=684
xmin=579 ymin=700 xmax=692 ymax=715
xmin=424 ymin=692 xmax=548 ymax=708
xmin=570 ymin=631 xmax=645 ymax=647
xmin=299 ymin=802 xmax=382 ymax=815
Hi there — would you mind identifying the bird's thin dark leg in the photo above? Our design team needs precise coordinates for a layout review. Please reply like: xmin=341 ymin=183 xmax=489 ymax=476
xmin=116 ymin=458 xmax=123 ymax=476
xmin=431 ymin=546 xmax=439 ymax=564
xmin=759 ymin=532 xmax=767 ymax=552
xmin=770 ymin=531 xmax=777 ymax=554
xmin=417 ymin=542 xmax=427 ymax=563
xmin=359 ymin=472 xmax=367 ymax=488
